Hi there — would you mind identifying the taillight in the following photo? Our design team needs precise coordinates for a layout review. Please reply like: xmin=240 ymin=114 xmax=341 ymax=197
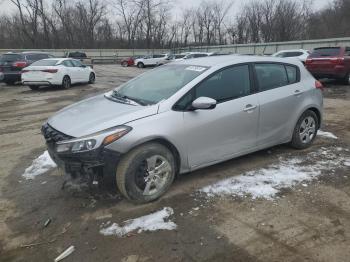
xmin=12 ymin=61 xmax=28 ymax=68
xmin=331 ymin=57 xmax=344 ymax=65
xmin=41 ymin=69 xmax=58 ymax=73
xmin=305 ymin=58 xmax=313 ymax=65
xmin=315 ymin=80 xmax=324 ymax=91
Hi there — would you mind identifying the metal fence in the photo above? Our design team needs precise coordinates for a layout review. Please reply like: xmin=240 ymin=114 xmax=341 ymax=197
xmin=175 ymin=37 xmax=350 ymax=55
xmin=1 ymin=37 xmax=350 ymax=63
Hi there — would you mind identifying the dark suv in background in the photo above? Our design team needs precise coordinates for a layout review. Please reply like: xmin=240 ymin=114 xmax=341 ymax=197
xmin=0 ymin=52 xmax=54 ymax=85
xmin=306 ymin=47 xmax=350 ymax=84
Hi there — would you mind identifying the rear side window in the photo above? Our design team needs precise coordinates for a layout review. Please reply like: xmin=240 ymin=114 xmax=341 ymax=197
xmin=193 ymin=54 xmax=208 ymax=58
xmin=31 ymin=59 xmax=59 ymax=66
xmin=310 ymin=47 xmax=341 ymax=57
xmin=284 ymin=52 xmax=303 ymax=57
xmin=62 ymin=60 xmax=74 ymax=67
xmin=254 ymin=64 xmax=288 ymax=91
xmin=0 ymin=54 xmax=22 ymax=62
xmin=345 ymin=47 xmax=350 ymax=56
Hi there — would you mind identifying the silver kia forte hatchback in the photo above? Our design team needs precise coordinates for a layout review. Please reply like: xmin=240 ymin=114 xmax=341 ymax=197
xmin=42 ymin=55 xmax=323 ymax=203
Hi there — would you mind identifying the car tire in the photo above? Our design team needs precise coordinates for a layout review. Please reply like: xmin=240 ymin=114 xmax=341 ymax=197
xmin=338 ymin=73 xmax=349 ymax=85
xmin=137 ymin=62 xmax=145 ymax=68
xmin=116 ymin=142 xmax=176 ymax=204
xmin=290 ymin=110 xmax=318 ymax=149
xmin=121 ymin=61 xmax=128 ymax=67
xmin=62 ymin=76 xmax=71 ymax=89
xmin=88 ymin=73 xmax=95 ymax=84
xmin=29 ymin=85 xmax=39 ymax=90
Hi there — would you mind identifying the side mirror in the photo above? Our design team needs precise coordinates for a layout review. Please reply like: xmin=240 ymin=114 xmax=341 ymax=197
xmin=191 ymin=97 xmax=217 ymax=110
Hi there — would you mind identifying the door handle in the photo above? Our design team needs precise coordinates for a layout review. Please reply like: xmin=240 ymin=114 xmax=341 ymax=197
xmin=294 ymin=90 xmax=303 ymax=96
xmin=243 ymin=104 xmax=257 ymax=112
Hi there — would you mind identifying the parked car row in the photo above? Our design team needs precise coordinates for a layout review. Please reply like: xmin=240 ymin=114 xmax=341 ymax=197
xmin=273 ymin=46 xmax=350 ymax=84
xmin=0 ymin=51 xmax=96 ymax=90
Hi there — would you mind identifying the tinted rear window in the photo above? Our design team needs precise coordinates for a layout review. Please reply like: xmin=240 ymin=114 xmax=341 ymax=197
xmin=31 ymin=60 xmax=59 ymax=66
xmin=0 ymin=54 xmax=22 ymax=62
xmin=310 ymin=48 xmax=341 ymax=57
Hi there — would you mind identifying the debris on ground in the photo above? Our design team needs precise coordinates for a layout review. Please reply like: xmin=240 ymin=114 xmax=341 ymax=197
xmin=22 ymin=151 xmax=57 ymax=180
xmin=201 ymin=146 xmax=350 ymax=200
xmin=100 ymin=207 xmax=177 ymax=237
xmin=44 ymin=218 xmax=51 ymax=228
xmin=317 ymin=130 xmax=338 ymax=139
xmin=54 ymin=245 xmax=75 ymax=262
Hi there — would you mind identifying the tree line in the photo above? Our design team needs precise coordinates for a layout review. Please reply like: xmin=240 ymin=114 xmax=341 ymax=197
xmin=0 ymin=0 xmax=349 ymax=49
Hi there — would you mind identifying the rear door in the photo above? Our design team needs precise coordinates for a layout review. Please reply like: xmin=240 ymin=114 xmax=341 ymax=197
xmin=180 ymin=64 xmax=259 ymax=168
xmin=62 ymin=60 xmax=78 ymax=83
xmin=254 ymin=63 xmax=305 ymax=146
xmin=71 ymin=59 xmax=86 ymax=82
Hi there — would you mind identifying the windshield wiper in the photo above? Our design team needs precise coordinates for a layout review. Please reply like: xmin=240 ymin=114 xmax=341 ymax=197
xmin=112 ymin=91 xmax=148 ymax=106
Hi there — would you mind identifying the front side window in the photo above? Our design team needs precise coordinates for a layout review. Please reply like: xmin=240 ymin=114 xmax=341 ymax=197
xmin=174 ymin=65 xmax=251 ymax=110
xmin=254 ymin=63 xmax=288 ymax=91
xmin=62 ymin=60 xmax=74 ymax=67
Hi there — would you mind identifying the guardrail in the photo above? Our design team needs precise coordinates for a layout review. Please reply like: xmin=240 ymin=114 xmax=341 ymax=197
xmin=175 ymin=37 xmax=350 ymax=55
xmin=1 ymin=37 xmax=350 ymax=63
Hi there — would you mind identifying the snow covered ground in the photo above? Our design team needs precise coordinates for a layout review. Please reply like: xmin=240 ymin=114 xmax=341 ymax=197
xmin=100 ymin=207 xmax=177 ymax=237
xmin=201 ymin=146 xmax=350 ymax=200
xmin=318 ymin=130 xmax=338 ymax=139
xmin=22 ymin=151 xmax=57 ymax=180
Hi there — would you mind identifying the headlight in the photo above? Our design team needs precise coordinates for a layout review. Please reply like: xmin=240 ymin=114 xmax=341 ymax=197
xmin=55 ymin=126 xmax=131 ymax=153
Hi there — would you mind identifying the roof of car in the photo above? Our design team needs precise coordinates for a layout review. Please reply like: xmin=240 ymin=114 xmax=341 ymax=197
xmin=173 ymin=54 xmax=302 ymax=67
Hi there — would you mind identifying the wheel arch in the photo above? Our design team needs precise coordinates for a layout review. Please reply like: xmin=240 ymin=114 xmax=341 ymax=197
xmin=124 ymin=137 xmax=181 ymax=176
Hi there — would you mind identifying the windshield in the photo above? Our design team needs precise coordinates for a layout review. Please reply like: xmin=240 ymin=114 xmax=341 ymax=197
xmin=0 ymin=54 xmax=22 ymax=62
xmin=111 ymin=64 xmax=208 ymax=105
xmin=31 ymin=59 xmax=59 ymax=66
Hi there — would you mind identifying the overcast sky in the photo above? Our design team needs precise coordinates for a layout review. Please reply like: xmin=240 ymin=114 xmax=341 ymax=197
xmin=0 ymin=0 xmax=332 ymax=16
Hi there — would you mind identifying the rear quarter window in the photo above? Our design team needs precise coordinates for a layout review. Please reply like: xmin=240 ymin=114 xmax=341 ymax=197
xmin=310 ymin=47 xmax=341 ymax=57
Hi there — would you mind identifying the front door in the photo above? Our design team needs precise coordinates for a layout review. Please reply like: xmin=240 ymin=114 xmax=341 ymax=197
xmin=179 ymin=64 xmax=259 ymax=169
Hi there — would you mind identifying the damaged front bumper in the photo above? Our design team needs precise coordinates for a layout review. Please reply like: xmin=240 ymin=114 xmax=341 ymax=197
xmin=42 ymin=123 xmax=121 ymax=184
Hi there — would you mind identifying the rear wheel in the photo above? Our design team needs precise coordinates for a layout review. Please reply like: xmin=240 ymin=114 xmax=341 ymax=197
xmin=290 ymin=110 xmax=318 ymax=149
xmin=137 ymin=62 xmax=145 ymax=68
xmin=116 ymin=143 xmax=176 ymax=204
xmin=88 ymin=73 xmax=95 ymax=84
xmin=29 ymin=85 xmax=39 ymax=90
xmin=338 ymin=73 xmax=349 ymax=85
xmin=62 ymin=76 xmax=71 ymax=89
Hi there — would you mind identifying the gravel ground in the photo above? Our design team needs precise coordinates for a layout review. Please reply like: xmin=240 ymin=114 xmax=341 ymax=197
xmin=0 ymin=65 xmax=349 ymax=262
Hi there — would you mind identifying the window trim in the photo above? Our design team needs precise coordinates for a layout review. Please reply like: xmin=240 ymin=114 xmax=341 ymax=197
xmin=252 ymin=62 xmax=300 ymax=93
xmin=172 ymin=62 xmax=255 ymax=112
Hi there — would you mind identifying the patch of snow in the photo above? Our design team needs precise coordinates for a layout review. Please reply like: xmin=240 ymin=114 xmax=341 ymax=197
xmin=318 ymin=130 xmax=338 ymax=139
xmin=22 ymin=151 xmax=57 ymax=180
xmin=201 ymin=147 xmax=350 ymax=200
xmin=100 ymin=207 xmax=176 ymax=237
xmin=344 ymin=161 xmax=350 ymax=167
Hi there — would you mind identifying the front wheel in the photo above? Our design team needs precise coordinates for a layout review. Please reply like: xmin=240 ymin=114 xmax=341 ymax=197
xmin=88 ymin=73 xmax=95 ymax=84
xmin=290 ymin=110 xmax=318 ymax=149
xmin=116 ymin=143 xmax=176 ymax=204
xmin=62 ymin=76 xmax=71 ymax=89
xmin=29 ymin=85 xmax=39 ymax=90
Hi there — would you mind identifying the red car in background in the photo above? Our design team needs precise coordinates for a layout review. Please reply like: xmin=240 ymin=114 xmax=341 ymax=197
xmin=306 ymin=47 xmax=350 ymax=84
xmin=120 ymin=56 xmax=144 ymax=67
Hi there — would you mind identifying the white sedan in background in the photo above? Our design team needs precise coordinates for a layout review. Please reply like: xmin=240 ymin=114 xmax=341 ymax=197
xmin=272 ymin=49 xmax=310 ymax=64
xmin=22 ymin=58 xmax=95 ymax=90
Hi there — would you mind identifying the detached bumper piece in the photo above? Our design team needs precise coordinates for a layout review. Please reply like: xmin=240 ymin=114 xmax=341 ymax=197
xmin=41 ymin=123 xmax=121 ymax=186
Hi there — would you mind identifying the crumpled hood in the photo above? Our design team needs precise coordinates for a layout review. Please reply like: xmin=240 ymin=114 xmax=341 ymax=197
xmin=48 ymin=94 xmax=158 ymax=137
